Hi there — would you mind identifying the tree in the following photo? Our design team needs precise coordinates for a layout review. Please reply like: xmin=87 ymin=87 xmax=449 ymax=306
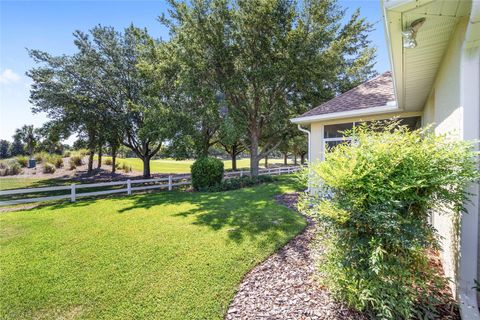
xmin=10 ymin=134 xmax=25 ymax=157
xmin=0 ymin=140 xmax=10 ymax=159
xmin=28 ymin=25 xmax=179 ymax=178
xmin=218 ymin=115 xmax=246 ymax=170
xmin=163 ymin=0 xmax=377 ymax=175
xmin=14 ymin=125 xmax=39 ymax=157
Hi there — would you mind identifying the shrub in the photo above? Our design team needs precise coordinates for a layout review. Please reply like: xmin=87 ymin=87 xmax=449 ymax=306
xmin=34 ymin=152 xmax=47 ymax=163
xmin=43 ymin=162 xmax=56 ymax=174
xmin=299 ymin=121 xmax=479 ymax=319
xmin=69 ymin=155 xmax=83 ymax=167
xmin=63 ymin=150 xmax=71 ymax=158
xmin=16 ymin=156 xmax=28 ymax=167
xmin=104 ymin=158 xmax=113 ymax=165
xmin=204 ymin=175 xmax=274 ymax=192
xmin=46 ymin=154 xmax=63 ymax=168
xmin=75 ymin=148 xmax=90 ymax=157
xmin=191 ymin=157 xmax=224 ymax=191
xmin=120 ymin=162 xmax=132 ymax=173
xmin=0 ymin=160 xmax=21 ymax=176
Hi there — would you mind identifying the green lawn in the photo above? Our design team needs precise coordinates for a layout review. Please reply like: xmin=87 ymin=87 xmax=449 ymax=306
xmin=115 ymin=157 xmax=289 ymax=174
xmin=0 ymin=177 xmax=66 ymax=191
xmin=0 ymin=176 xmax=306 ymax=319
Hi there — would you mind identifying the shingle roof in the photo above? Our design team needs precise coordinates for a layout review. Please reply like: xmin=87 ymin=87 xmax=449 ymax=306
xmin=298 ymin=71 xmax=395 ymax=118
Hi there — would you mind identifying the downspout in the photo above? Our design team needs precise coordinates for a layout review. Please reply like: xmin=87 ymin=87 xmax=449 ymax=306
xmin=297 ymin=124 xmax=311 ymax=192
xmin=459 ymin=2 xmax=480 ymax=319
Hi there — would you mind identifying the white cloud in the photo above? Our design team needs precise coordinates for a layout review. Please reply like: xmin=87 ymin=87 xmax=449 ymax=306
xmin=0 ymin=69 xmax=21 ymax=85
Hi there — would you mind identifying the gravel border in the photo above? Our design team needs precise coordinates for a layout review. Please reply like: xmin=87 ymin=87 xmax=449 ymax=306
xmin=226 ymin=193 xmax=366 ymax=320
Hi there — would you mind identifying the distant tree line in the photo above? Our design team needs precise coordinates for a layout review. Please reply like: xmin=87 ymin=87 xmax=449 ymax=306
xmin=0 ymin=124 xmax=69 ymax=159
xmin=26 ymin=0 xmax=377 ymax=177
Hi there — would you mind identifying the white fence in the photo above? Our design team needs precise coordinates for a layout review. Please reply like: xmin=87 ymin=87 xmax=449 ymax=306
xmin=0 ymin=166 xmax=301 ymax=206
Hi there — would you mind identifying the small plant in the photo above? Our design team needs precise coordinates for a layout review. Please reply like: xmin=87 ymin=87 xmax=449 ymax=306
xmin=75 ymin=148 xmax=90 ymax=157
xmin=69 ymin=155 xmax=83 ymax=167
xmin=191 ymin=157 xmax=224 ymax=191
xmin=0 ymin=160 xmax=21 ymax=176
xmin=34 ymin=152 xmax=47 ymax=163
xmin=120 ymin=162 xmax=132 ymax=173
xmin=63 ymin=150 xmax=71 ymax=158
xmin=299 ymin=121 xmax=479 ymax=319
xmin=16 ymin=156 xmax=28 ymax=167
xmin=204 ymin=175 xmax=274 ymax=192
xmin=104 ymin=158 xmax=113 ymax=165
xmin=43 ymin=162 xmax=56 ymax=174
xmin=46 ymin=154 xmax=63 ymax=168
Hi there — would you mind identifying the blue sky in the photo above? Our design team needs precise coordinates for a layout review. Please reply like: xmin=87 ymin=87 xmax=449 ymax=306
xmin=0 ymin=0 xmax=389 ymax=142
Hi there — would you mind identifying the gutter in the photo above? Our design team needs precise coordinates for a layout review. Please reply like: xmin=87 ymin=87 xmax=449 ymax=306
xmin=297 ymin=124 xmax=311 ymax=193
xmin=291 ymin=102 xmax=398 ymax=125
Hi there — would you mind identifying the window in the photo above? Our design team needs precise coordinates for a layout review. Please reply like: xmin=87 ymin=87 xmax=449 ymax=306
xmin=323 ymin=116 xmax=422 ymax=151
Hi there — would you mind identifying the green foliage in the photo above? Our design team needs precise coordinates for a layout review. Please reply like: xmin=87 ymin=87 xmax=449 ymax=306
xmin=16 ymin=156 xmax=29 ymax=168
xmin=104 ymin=158 xmax=113 ymax=166
xmin=63 ymin=150 xmax=71 ymax=158
xmin=46 ymin=154 xmax=64 ymax=168
xmin=0 ymin=160 xmax=22 ymax=176
xmin=204 ymin=175 xmax=274 ymax=192
xmin=43 ymin=163 xmax=56 ymax=174
xmin=120 ymin=162 xmax=132 ymax=173
xmin=191 ymin=157 xmax=224 ymax=191
xmin=0 ymin=140 xmax=10 ymax=159
xmin=299 ymin=121 xmax=479 ymax=319
xmin=34 ymin=152 xmax=47 ymax=163
xmin=69 ymin=155 xmax=83 ymax=169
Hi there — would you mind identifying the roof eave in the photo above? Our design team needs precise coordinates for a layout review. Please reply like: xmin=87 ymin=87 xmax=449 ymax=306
xmin=290 ymin=102 xmax=399 ymax=125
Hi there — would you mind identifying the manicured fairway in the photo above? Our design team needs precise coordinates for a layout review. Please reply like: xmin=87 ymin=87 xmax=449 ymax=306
xmin=115 ymin=157 xmax=289 ymax=174
xmin=0 ymin=176 xmax=306 ymax=319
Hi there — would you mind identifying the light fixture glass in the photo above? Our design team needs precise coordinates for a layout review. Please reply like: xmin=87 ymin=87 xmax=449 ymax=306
xmin=402 ymin=18 xmax=426 ymax=49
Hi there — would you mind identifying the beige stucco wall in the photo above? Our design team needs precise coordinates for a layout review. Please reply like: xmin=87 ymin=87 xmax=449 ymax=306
xmin=308 ymin=111 xmax=422 ymax=162
xmin=421 ymin=18 xmax=468 ymax=296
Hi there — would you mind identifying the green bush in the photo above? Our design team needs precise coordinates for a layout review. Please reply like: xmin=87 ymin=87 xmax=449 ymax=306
xmin=204 ymin=175 xmax=274 ymax=192
xmin=34 ymin=152 xmax=47 ymax=163
xmin=45 ymin=154 xmax=63 ymax=168
xmin=63 ymin=150 xmax=71 ymax=158
xmin=69 ymin=155 xmax=83 ymax=167
xmin=43 ymin=162 xmax=56 ymax=174
xmin=0 ymin=160 xmax=22 ymax=176
xmin=191 ymin=157 xmax=224 ymax=191
xmin=75 ymin=148 xmax=90 ymax=157
xmin=120 ymin=162 xmax=132 ymax=173
xmin=299 ymin=121 xmax=479 ymax=319
xmin=104 ymin=158 xmax=113 ymax=165
xmin=16 ymin=156 xmax=28 ymax=167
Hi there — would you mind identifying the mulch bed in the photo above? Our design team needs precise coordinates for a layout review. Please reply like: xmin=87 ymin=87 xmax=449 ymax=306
xmin=226 ymin=193 xmax=460 ymax=320
xmin=226 ymin=193 xmax=366 ymax=320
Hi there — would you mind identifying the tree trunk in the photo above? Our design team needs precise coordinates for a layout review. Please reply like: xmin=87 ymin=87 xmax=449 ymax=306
xmin=283 ymin=153 xmax=288 ymax=165
xmin=142 ymin=156 xmax=151 ymax=178
xmin=111 ymin=145 xmax=117 ymax=174
xmin=88 ymin=152 xmax=94 ymax=174
xmin=231 ymin=145 xmax=237 ymax=171
xmin=97 ymin=143 xmax=102 ymax=169
xmin=294 ymin=154 xmax=298 ymax=165
xmin=301 ymin=154 xmax=305 ymax=164
xmin=264 ymin=155 xmax=268 ymax=168
xmin=249 ymin=130 xmax=260 ymax=176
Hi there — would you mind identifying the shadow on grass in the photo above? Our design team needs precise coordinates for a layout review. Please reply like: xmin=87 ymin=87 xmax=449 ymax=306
xmin=7 ymin=175 xmax=306 ymax=244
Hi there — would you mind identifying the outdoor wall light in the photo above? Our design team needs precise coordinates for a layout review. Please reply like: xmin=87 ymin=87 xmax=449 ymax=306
xmin=402 ymin=17 xmax=426 ymax=49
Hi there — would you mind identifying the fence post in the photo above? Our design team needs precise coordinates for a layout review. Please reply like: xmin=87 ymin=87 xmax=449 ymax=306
xmin=70 ymin=184 xmax=76 ymax=202
xmin=278 ymin=167 xmax=281 ymax=175
xmin=127 ymin=179 xmax=131 ymax=195
xmin=168 ymin=175 xmax=173 ymax=191
xmin=240 ymin=170 xmax=243 ymax=177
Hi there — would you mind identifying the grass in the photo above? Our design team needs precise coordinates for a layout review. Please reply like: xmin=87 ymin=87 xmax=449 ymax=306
xmin=0 ymin=176 xmax=306 ymax=319
xmin=111 ymin=157 xmax=289 ymax=174
xmin=0 ymin=177 xmax=66 ymax=191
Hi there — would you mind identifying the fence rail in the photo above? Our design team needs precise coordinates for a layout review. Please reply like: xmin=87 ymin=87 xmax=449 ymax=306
xmin=0 ymin=166 xmax=302 ymax=206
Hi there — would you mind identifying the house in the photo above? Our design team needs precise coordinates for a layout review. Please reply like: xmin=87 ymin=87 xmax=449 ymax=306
xmin=291 ymin=0 xmax=480 ymax=318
